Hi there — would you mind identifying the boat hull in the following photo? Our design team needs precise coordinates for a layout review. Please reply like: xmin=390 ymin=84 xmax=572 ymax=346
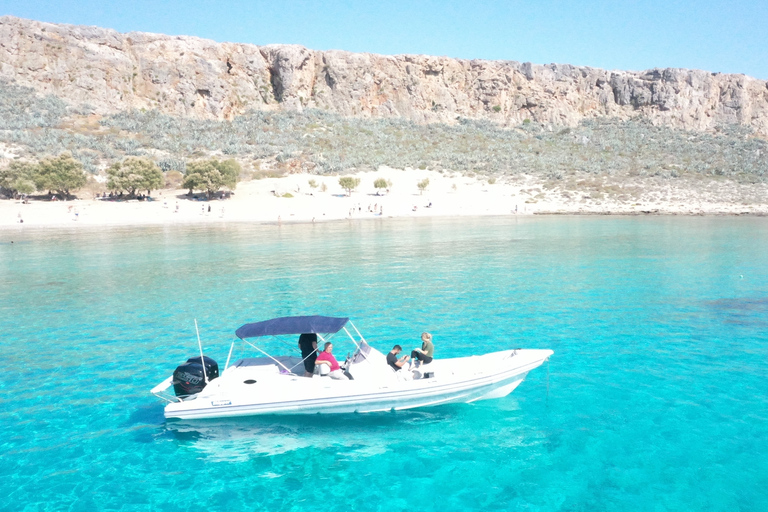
xmin=162 ymin=349 xmax=552 ymax=419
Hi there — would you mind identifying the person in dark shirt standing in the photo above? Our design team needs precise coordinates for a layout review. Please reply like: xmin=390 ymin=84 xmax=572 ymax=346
xmin=298 ymin=333 xmax=318 ymax=377
xmin=387 ymin=345 xmax=409 ymax=371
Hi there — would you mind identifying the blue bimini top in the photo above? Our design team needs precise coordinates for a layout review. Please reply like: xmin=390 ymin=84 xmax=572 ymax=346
xmin=235 ymin=315 xmax=349 ymax=339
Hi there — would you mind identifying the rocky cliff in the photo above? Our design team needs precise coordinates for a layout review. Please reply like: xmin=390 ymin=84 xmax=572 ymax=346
xmin=1 ymin=16 xmax=767 ymax=136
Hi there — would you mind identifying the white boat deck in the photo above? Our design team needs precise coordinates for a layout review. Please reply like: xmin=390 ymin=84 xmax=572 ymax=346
xmin=155 ymin=348 xmax=553 ymax=419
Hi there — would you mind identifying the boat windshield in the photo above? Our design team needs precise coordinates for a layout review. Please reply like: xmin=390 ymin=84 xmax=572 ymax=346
xmin=350 ymin=340 xmax=373 ymax=364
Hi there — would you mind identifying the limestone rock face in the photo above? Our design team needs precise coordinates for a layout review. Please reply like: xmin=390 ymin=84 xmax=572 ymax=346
xmin=2 ymin=16 xmax=767 ymax=135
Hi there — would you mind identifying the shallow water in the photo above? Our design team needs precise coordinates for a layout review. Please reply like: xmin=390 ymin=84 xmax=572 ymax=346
xmin=1 ymin=216 xmax=767 ymax=511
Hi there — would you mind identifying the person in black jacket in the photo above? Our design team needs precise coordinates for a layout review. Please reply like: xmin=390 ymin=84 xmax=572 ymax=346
xmin=298 ymin=333 xmax=318 ymax=377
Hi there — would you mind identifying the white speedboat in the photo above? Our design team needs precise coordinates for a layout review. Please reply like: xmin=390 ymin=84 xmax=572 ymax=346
xmin=151 ymin=316 xmax=553 ymax=420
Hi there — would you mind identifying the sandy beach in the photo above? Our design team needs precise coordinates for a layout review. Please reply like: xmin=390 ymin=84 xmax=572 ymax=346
xmin=2 ymin=168 xmax=767 ymax=229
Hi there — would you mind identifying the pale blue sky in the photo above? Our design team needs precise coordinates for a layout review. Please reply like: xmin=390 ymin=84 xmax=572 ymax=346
xmin=2 ymin=0 xmax=766 ymax=79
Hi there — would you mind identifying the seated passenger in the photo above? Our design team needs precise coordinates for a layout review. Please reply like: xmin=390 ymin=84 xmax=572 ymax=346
xmin=411 ymin=332 xmax=434 ymax=365
xmin=314 ymin=342 xmax=349 ymax=380
xmin=387 ymin=345 xmax=409 ymax=371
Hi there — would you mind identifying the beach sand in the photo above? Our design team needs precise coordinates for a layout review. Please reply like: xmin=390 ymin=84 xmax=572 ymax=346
xmin=2 ymin=168 xmax=767 ymax=229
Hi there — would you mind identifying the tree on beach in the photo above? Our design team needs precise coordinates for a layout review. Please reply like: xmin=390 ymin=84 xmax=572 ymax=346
xmin=183 ymin=158 xmax=240 ymax=199
xmin=417 ymin=178 xmax=430 ymax=195
xmin=34 ymin=153 xmax=86 ymax=200
xmin=373 ymin=178 xmax=390 ymax=195
xmin=0 ymin=160 xmax=37 ymax=198
xmin=338 ymin=177 xmax=361 ymax=196
xmin=107 ymin=157 xmax=163 ymax=197
xmin=212 ymin=159 xmax=242 ymax=185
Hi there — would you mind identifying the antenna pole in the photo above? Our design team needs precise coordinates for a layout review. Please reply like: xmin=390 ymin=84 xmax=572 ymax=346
xmin=195 ymin=319 xmax=209 ymax=384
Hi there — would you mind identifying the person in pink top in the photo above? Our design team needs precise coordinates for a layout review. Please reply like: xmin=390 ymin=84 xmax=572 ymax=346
xmin=314 ymin=342 xmax=349 ymax=380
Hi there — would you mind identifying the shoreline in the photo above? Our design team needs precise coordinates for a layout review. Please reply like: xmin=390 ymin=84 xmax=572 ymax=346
xmin=3 ymin=169 xmax=768 ymax=230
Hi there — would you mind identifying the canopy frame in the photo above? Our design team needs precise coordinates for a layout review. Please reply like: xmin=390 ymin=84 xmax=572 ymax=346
xmin=224 ymin=316 xmax=363 ymax=372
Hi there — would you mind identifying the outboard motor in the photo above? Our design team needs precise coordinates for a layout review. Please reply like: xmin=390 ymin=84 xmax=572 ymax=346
xmin=172 ymin=356 xmax=219 ymax=397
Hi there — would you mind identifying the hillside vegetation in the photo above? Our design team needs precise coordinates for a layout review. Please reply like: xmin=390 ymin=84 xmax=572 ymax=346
xmin=1 ymin=80 xmax=766 ymax=187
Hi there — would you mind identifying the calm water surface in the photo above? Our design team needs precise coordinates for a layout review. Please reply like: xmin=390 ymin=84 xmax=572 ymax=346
xmin=1 ymin=216 xmax=767 ymax=511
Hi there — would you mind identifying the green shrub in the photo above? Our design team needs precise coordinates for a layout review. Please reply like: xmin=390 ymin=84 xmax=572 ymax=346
xmin=183 ymin=158 xmax=240 ymax=198
xmin=107 ymin=157 xmax=163 ymax=196
xmin=35 ymin=153 xmax=86 ymax=199
xmin=0 ymin=160 xmax=38 ymax=197
xmin=338 ymin=176 xmax=361 ymax=195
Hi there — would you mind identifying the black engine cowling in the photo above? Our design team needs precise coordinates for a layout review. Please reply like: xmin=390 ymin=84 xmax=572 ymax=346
xmin=172 ymin=356 xmax=219 ymax=397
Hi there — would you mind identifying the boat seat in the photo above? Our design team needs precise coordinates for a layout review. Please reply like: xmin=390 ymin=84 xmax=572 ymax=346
xmin=395 ymin=368 xmax=413 ymax=381
xmin=313 ymin=364 xmax=331 ymax=377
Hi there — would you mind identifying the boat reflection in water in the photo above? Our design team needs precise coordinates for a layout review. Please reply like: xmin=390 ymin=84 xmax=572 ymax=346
xmin=163 ymin=409 xmax=448 ymax=460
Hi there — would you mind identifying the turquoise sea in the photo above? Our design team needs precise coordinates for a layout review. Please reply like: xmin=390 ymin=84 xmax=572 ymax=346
xmin=1 ymin=216 xmax=767 ymax=511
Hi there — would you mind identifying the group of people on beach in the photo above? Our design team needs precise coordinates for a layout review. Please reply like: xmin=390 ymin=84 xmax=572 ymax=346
xmin=297 ymin=331 xmax=435 ymax=380
xmin=97 ymin=191 xmax=152 ymax=201
xmin=348 ymin=203 xmax=384 ymax=217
